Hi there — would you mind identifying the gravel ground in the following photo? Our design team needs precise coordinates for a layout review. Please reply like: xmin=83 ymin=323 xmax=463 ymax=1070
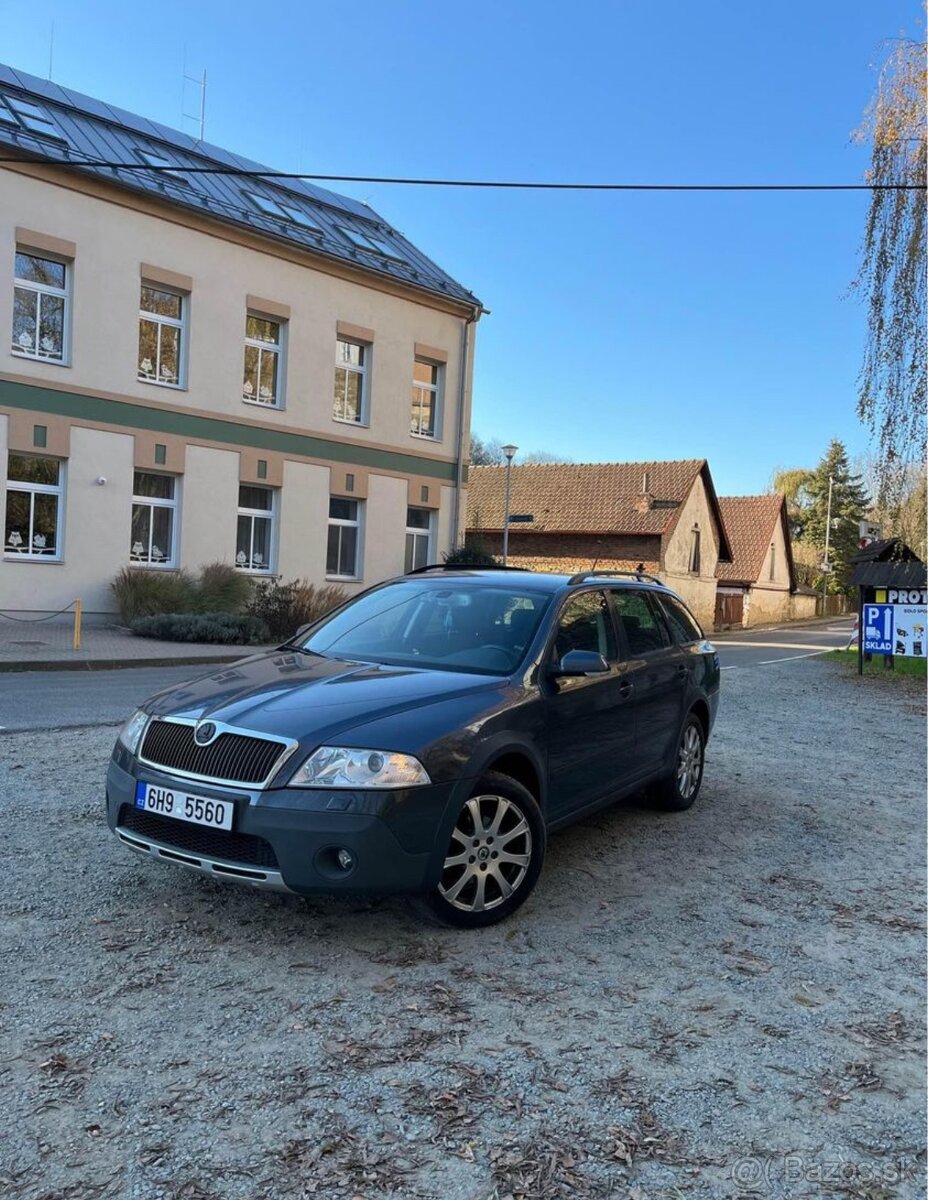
xmin=1 ymin=658 xmax=925 ymax=1200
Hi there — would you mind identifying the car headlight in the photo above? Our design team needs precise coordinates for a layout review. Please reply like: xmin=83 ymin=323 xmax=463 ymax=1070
xmin=118 ymin=709 xmax=149 ymax=755
xmin=288 ymin=746 xmax=431 ymax=789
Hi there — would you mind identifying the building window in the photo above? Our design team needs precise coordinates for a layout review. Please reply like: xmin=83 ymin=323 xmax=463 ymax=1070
xmin=689 ymin=527 xmax=701 ymax=574
xmin=130 ymin=473 xmax=177 ymax=566
xmin=333 ymin=340 xmax=367 ymax=424
xmin=138 ymin=284 xmax=185 ymax=387
xmin=236 ymin=485 xmax=275 ymax=573
xmin=12 ymin=251 xmax=69 ymax=363
xmin=769 ymin=542 xmax=776 ymax=581
xmin=411 ymin=359 xmax=441 ymax=438
xmin=327 ymin=497 xmax=361 ymax=578
xmin=243 ymin=314 xmax=283 ymax=406
xmin=4 ymin=453 xmax=63 ymax=559
xmin=405 ymin=507 xmax=432 ymax=572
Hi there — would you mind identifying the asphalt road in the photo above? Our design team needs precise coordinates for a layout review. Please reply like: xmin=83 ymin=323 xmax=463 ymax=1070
xmin=0 ymin=619 xmax=857 ymax=732
xmin=0 ymin=665 xmax=202 ymax=732
xmin=712 ymin=616 xmax=856 ymax=670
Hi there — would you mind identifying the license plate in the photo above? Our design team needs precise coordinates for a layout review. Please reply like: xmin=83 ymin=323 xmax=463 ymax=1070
xmin=134 ymin=781 xmax=234 ymax=831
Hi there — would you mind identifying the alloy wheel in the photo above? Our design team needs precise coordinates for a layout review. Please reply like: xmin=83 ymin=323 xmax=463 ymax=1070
xmin=438 ymin=795 xmax=533 ymax=913
xmin=676 ymin=723 xmax=703 ymax=800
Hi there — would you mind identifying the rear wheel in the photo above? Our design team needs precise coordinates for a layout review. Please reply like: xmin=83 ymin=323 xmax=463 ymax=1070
xmin=649 ymin=713 xmax=705 ymax=811
xmin=425 ymin=772 xmax=545 ymax=928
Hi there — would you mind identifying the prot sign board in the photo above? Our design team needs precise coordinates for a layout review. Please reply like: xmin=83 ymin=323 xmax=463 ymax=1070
xmin=863 ymin=594 xmax=927 ymax=658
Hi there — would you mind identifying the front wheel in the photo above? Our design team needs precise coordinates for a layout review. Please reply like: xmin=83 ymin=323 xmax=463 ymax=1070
xmin=425 ymin=772 xmax=545 ymax=928
xmin=649 ymin=714 xmax=706 ymax=811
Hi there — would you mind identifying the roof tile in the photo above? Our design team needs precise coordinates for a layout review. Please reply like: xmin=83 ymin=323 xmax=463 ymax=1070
xmin=716 ymin=495 xmax=786 ymax=583
xmin=467 ymin=460 xmax=705 ymax=535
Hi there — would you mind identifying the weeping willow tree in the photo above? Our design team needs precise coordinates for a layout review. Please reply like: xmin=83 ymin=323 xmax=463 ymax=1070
xmin=853 ymin=37 xmax=927 ymax=504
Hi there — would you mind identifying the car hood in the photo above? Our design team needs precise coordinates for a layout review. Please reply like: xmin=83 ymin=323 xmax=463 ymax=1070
xmin=143 ymin=648 xmax=502 ymax=744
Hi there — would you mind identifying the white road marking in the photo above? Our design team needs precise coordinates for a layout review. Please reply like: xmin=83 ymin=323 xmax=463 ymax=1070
xmin=755 ymin=649 xmax=833 ymax=665
xmin=717 ymin=640 xmax=843 ymax=651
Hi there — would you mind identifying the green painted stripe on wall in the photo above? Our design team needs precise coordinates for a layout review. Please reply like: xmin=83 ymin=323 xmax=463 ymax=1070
xmin=0 ymin=378 xmax=461 ymax=482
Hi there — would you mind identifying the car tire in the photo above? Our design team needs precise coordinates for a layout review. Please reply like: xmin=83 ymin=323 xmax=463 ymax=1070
xmin=648 ymin=713 xmax=706 ymax=812
xmin=424 ymin=771 xmax=546 ymax=928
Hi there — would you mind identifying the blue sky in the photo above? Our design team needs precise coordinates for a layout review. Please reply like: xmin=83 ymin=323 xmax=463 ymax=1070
xmin=1 ymin=0 xmax=920 ymax=494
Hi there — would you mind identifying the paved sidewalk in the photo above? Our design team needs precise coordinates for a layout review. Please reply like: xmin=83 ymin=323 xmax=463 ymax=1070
xmin=0 ymin=619 xmax=271 ymax=671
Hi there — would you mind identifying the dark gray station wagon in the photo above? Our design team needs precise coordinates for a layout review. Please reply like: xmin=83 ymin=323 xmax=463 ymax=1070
xmin=108 ymin=567 xmax=720 ymax=927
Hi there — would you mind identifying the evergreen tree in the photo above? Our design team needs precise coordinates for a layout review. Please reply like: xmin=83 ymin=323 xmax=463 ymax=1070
xmin=802 ymin=440 xmax=871 ymax=590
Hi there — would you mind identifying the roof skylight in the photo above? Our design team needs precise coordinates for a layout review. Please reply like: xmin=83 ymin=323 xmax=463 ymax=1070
xmin=245 ymin=191 xmax=322 ymax=233
xmin=136 ymin=148 xmax=189 ymax=183
xmin=338 ymin=225 xmax=404 ymax=261
xmin=1 ymin=94 xmax=64 ymax=140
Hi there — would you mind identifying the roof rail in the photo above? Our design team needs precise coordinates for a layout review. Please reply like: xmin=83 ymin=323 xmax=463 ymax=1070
xmin=567 ymin=568 xmax=664 ymax=586
xmin=405 ymin=563 xmax=528 ymax=575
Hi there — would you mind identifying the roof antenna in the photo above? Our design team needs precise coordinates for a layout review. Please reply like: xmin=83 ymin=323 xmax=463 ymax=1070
xmin=182 ymin=61 xmax=207 ymax=142
xmin=47 ymin=20 xmax=55 ymax=80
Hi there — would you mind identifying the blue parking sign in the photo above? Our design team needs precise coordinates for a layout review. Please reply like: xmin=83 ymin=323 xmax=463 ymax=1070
xmin=863 ymin=603 xmax=894 ymax=655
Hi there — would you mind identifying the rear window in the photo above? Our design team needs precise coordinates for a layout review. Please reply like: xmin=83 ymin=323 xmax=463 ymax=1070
xmin=611 ymin=590 xmax=670 ymax=656
xmin=658 ymin=596 xmax=704 ymax=644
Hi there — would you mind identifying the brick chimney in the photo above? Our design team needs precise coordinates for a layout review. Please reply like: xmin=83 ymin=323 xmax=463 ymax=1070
xmin=635 ymin=470 xmax=654 ymax=513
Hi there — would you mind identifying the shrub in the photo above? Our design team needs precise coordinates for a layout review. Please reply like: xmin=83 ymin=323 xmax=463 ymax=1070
xmin=194 ymin=562 xmax=253 ymax=614
xmin=247 ymin=579 xmax=348 ymax=641
xmin=443 ymin=538 xmax=501 ymax=566
xmin=111 ymin=567 xmax=196 ymax=624
xmin=111 ymin=562 xmax=253 ymax=624
xmin=130 ymin=612 xmax=270 ymax=645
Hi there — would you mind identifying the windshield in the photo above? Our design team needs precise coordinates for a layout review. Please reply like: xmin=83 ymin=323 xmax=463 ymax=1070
xmin=297 ymin=580 xmax=551 ymax=675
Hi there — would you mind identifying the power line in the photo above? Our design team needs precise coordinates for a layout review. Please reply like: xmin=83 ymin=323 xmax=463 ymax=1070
xmin=0 ymin=154 xmax=923 ymax=191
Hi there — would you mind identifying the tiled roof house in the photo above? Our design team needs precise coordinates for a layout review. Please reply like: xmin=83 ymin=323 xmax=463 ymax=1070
xmin=715 ymin=495 xmax=798 ymax=627
xmin=466 ymin=459 xmax=732 ymax=629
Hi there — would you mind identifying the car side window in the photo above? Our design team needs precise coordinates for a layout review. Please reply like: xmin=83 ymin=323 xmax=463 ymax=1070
xmin=553 ymin=591 xmax=617 ymax=663
xmin=611 ymin=590 xmax=671 ymax=656
xmin=659 ymin=596 xmax=704 ymax=645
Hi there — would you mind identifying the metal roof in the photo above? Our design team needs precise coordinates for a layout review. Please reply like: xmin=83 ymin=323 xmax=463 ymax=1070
xmin=0 ymin=63 xmax=482 ymax=311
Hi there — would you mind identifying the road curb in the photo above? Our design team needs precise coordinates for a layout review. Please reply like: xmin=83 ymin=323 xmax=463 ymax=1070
xmin=0 ymin=654 xmax=244 ymax=674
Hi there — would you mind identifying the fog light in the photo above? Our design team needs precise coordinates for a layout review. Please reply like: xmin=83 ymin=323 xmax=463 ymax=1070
xmin=336 ymin=848 xmax=354 ymax=872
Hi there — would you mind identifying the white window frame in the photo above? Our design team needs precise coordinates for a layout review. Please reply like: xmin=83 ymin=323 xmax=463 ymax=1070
xmin=4 ymin=453 xmax=64 ymax=562
xmin=411 ymin=358 xmax=442 ymax=440
xmin=242 ymin=313 xmax=285 ymax=409
xmin=130 ymin=473 xmax=179 ymax=568
xmin=333 ymin=338 xmax=369 ymax=426
xmin=235 ymin=486 xmax=277 ymax=575
xmin=138 ymin=284 xmax=186 ymax=389
xmin=11 ymin=249 xmax=71 ymax=365
xmin=405 ymin=507 xmax=433 ymax=573
xmin=326 ymin=497 xmax=363 ymax=580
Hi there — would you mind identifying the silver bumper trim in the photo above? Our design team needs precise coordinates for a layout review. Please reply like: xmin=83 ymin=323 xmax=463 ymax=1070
xmin=116 ymin=826 xmax=292 ymax=893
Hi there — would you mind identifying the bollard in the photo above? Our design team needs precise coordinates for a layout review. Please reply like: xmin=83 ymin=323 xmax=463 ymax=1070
xmin=73 ymin=598 xmax=82 ymax=651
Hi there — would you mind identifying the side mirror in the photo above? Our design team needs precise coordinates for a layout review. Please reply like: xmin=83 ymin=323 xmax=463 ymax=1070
xmin=553 ymin=649 xmax=610 ymax=677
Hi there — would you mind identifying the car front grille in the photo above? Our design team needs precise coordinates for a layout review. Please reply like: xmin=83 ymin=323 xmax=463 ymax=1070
xmin=119 ymin=804 xmax=279 ymax=869
xmin=139 ymin=719 xmax=287 ymax=785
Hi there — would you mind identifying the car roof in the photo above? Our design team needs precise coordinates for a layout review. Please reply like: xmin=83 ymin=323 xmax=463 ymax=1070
xmin=395 ymin=567 xmax=677 ymax=597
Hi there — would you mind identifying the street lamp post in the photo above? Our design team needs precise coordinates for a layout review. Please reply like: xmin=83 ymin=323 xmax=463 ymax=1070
xmin=501 ymin=443 xmax=518 ymax=565
xmin=821 ymin=473 xmax=834 ymax=612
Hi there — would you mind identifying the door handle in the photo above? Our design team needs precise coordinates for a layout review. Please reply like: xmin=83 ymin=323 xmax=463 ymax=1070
xmin=618 ymin=680 xmax=634 ymax=698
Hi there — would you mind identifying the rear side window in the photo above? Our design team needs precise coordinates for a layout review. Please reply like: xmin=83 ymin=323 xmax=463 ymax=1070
xmin=659 ymin=596 xmax=704 ymax=644
xmin=611 ymin=590 xmax=670 ymax=656
xmin=554 ymin=591 xmax=617 ymax=662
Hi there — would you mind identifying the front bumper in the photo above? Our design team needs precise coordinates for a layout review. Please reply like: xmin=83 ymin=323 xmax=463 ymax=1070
xmin=106 ymin=753 xmax=461 ymax=896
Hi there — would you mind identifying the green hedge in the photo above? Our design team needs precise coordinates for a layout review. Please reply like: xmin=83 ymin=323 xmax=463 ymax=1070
xmin=130 ymin=612 xmax=270 ymax=645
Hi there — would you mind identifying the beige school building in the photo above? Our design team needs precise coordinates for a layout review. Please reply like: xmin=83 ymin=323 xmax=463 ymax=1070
xmin=0 ymin=65 xmax=483 ymax=617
